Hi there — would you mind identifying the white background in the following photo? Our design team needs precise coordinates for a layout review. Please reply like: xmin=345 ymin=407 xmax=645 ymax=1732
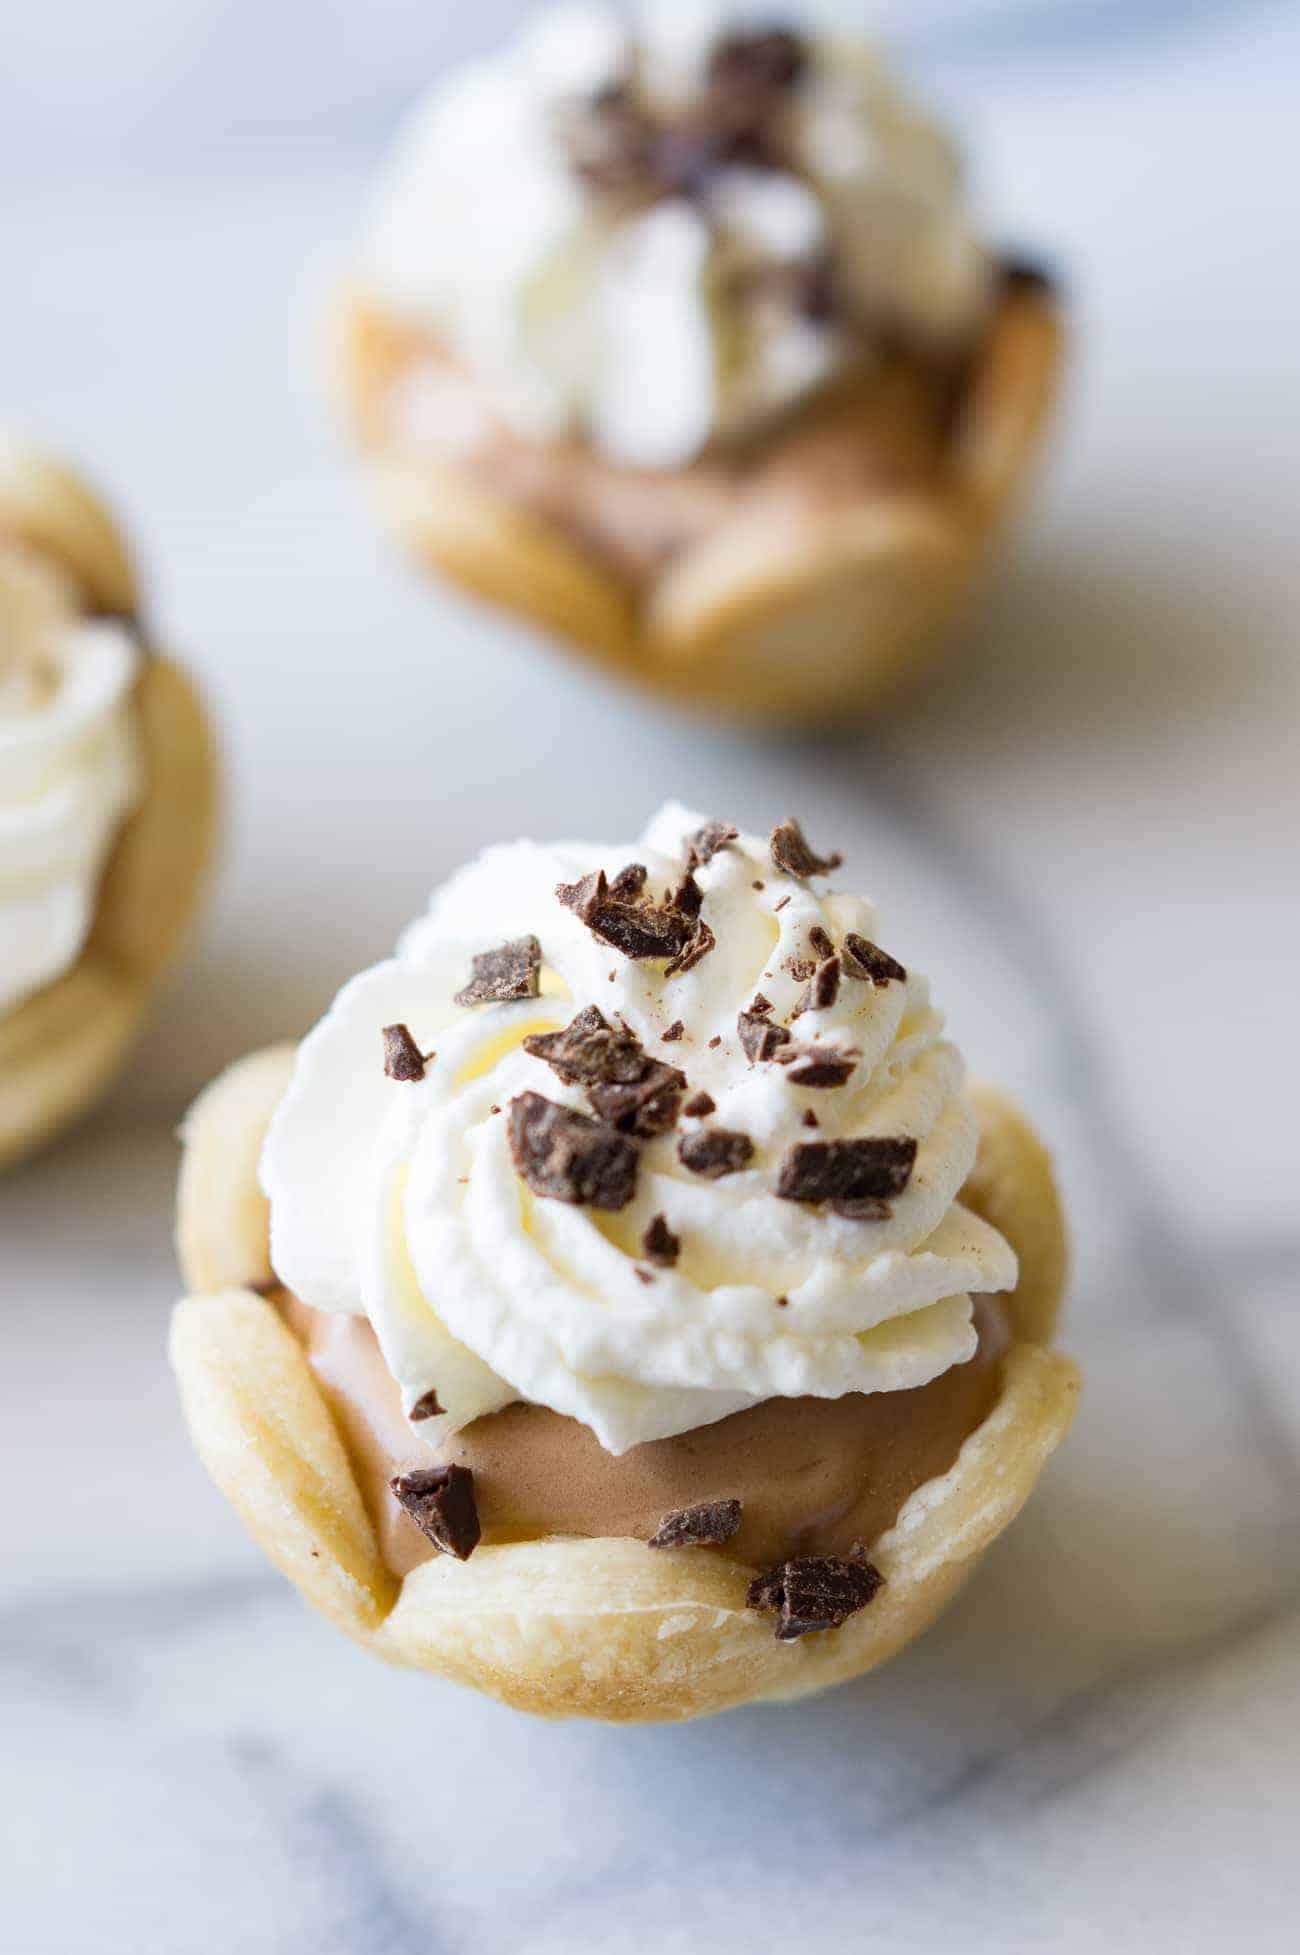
xmin=3 ymin=4 xmax=1299 ymax=1951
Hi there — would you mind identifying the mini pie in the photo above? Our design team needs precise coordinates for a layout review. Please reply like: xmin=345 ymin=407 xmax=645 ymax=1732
xmin=171 ymin=806 xmax=1078 ymax=1722
xmin=0 ymin=436 xmax=218 ymax=1171
xmin=334 ymin=8 xmax=1064 ymax=721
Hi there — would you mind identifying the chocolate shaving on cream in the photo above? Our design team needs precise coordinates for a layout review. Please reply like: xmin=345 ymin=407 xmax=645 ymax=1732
xmin=390 ymin=1465 xmax=481 ymax=1560
xmin=558 ymin=869 xmax=712 ymax=974
xmin=770 ymin=819 xmax=843 ymax=880
xmin=679 ymin=1128 xmax=755 ymax=1178
xmin=842 ymin=934 xmax=907 ymax=986
xmin=738 ymin=997 xmax=792 ymax=1062
xmin=792 ymin=953 xmax=841 ymax=1017
xmin=777 ymin=1135 xmax=917 ymax=1217
xmin=747 ymin=1548 xmax=883 ymax=1639
xmin=682 ymin=1090 xmax=716 ymax=1118
xmin=648 ymin=1498 xmax=743 ymax=1549
xmin=684 ymin=820 xmax=738 ymax=870
xmin=524 ymin=1008 xmax=685 ymax=1136
xmin=382 ymin=1023 xmax=428 ymax=1082
xmin=408 ymin=1388 xmax=445 ymax=1422
xmin=509 ymin=1092 xmax=640 ymax=1209
xmin=454 ymin=935 xmax=541 ymax=1007
xmin=642 ymin=1214 xmax=681 ymax=1267
xmin=778 ymin=1045 xmax=858 ymax=1088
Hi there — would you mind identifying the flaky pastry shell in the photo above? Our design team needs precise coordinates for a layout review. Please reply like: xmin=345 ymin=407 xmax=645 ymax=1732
xmin=0 ymin=438 xmax=218 ymax=1171
xmin=171 ymin=1045 xmax=1079 ymax=1722
xmin=333 ymin=277 xmax=1063 ymax=723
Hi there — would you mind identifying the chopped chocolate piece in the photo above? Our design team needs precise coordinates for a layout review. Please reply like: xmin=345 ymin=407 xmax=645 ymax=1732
xmin=589 ymin=1060 xmax=686 ymax=1137
xmin=785 ymin=957 xmax=816 ymax=983
xmin=665 ymin=916 xmax=716 ymax=977
xmin=390 ymin=1465 xmax=481 ymax=1560
xmin=558 ymin=868 xmax=700 ymax=965
xmin=508 ymin=1092 xmax=640 ymax=1210
xmin=776 ymin=1294 xmax=789 ymax=1308
xmin=774 ymin=895 xmax=791 ymax=912
xmin=841 ymin=933 xmax=907 ymax=987
xmin=670 ymin=871 xmax=704 ymax=918
xmin=408 ymin=1388 xmax=444 ymax=1422
xmin=808 ymin=926 xmax=835 ymax=960
xmin=609 ymin=861 xmax=648 ymax=901
xmin=708 ymin=27 xmax=808 ymax=97
xmin=634 ymin=1267 xmax=654 ymax=1284
xmin=662 ymin=1020 xmax=685 ymax=1043
xmin=648 ymin=1498 xmax=743 ymax=1549
xmin=454 ymin=934 xmax=541 ymax=1007
xmin=777 ymin=1135 xmax=917 ymax=1213
xmin=778 ymin=1045 xmax=859 ymax=1088
xmin=802 ymin=1109 xmax=819 ymax=1129
xmin=750 ymin=992 xmax=773 ymax=1015
xmin=382 ymin=1023 xmax=428 ymax=1082
xmin=752 ymin=879 xmax=764 ymax=891
xmin=642 ymin=1214 xmax=681 ymax=1267
xmin=747 ymin=1549 xmax=883 ymax=1640
xmin=684 ymin=820 xmax=738 ymax=870
xmin=738 ymin=1002 xmax=792 ymax=1063
xmin=679 ymin=1128 xmax=754 ymax=1178
xmin=792 ymin=953 xmax=841 ymax=1017
xmin=770 ymin=819 xmax=843 ymax=881
xmin=682 ymin=1090 xmax=716 ymax=1118
xmin=523 ymin=1005 xmax=646 ymax=1087
xmin=707 ymin=1035 xmax=722 ymax=1049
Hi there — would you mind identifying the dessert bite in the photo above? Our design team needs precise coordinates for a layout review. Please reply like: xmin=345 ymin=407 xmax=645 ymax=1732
xmin=0 ymin=437 xmax=217 ymax=1169
xmin=337 ymin=5 xmax=1064 ymax=717
xmin=172 ymin=805 xmax=1078 ymax=1720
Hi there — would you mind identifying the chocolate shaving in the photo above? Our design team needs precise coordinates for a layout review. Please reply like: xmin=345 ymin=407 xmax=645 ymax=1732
xmin=454 ymin=935 xmax=541 ymax=1007
xmin=802 ymin=1109 xmax=819 ymax=1128
xmin=648 ymin=1498 xmax=743 ymax=1550
xmin=642 ymin=1214 xmax=681 ymax=1267
xmin=684 ymin=820 xmax=738 ymax=870
xmin=778 ymin=1045 xmax=859 ymax=1088
xmin=558 ymin=868 xmax=707 ymax=970
xmin=408 ymin=1388 xmax=444 ymax=1422
xmin=792 ymin=953 xmax=841 ymax=1017
xmin=523 ymin=1005 xmax=647 ymax=1087
xmin=508 ymin=1092 xmax=640 ymax=1210
xmin=770 ymin=819 xmax=843 ymax=881
xmin=747 ymin=1548 xmax=883 ymax=1640
xmin=738 ymin=1000 xmax=792 ymax=1063
xmin=777 ymin=1135 xmax=917 ymax=1217
xmin=390 ymin=1465 xmax=481 ymax=1561
xmin=679 ymin=1128 xmax=754 ymax=1178
xmin=589 ymin=1060 xmax=685 ymax=1137
xmin=609 ymin=861 xmax=648 ymax=901
xmin=662 ymin=1020 xmax=685 ymax=1043
xmin=682 ymin=1090 xmax=716 ymax=1118
xmin=670 ymin=871 xmax=704 ymax=918
xmin=808 ymin=926 xmax=835 ymax=961
xmin=841 ymin=933 xmax=907 ymax=987
xmin=665 ymin=917 xmax=716 ymax=977
xmin=382 ymin=1023 xmax=428 ymax=1082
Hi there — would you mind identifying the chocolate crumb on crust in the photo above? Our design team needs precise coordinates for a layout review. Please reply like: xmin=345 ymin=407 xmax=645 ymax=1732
xmin=648 ymin=1498 xmax=743 ymax=1550
xmin=778 ymin=1045 xmax=859 ymax=1088
xmin=682 ymin=1090 xmax=716 ymax=1118
xmin=684 ymin=819 xmax=738 ymax=870
xmin=509 ymin=1092 xmax=640 ymax=1210
xmin=454 ymin=935 xmax=541 ymax=1007
xmin=662 ymin=1020 xmax=685 ymax=1043
xmin=841 ymin=933 xmax=907 ymax=987
xmin=738 ymin=999 xmax=792 ymax=1063
xmin=747 ymin=1548 xmax=884 ymax=1640
xmin=792 ymin=953 xmax=841 ymax=1017
xmin=642 ymin=1214 xmax=681 ymax=1267
xmin=770 ymin=818 xmax=843 ymax=881
xmin=679 ymin=1128 xmax=755 ymax=1178
xmin=390 ymin=1465 xmax=481 ymax=1561
xmin=408 ymin=1388 xmax=445 ymax=1422
xmin=777 ymin=1135 xmax=918 ymax=1216
xmin=382 ymin=1023 xmax=429 ymax=1082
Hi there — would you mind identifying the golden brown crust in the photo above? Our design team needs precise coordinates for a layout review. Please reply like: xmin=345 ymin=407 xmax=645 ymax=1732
xmin=0 ymin=439 xmax=218 ymax=1172
xmin=171 ymin=1045 xmax=1078 ymax=1720
xmin=332 ymin=281 xmax=1064 ymax=722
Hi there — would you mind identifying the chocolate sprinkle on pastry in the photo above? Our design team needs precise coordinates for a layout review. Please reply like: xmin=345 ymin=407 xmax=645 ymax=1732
xmin=777 ymin=1135 xmax=918 ymax=1217
xmin=389 ymin=1464 xmax=481 ymax=1561
xmin=792 ymin=953 xmax=841 ymax=1017
xmin=509 ymin=1092 xmax=640 ymax=1210
xmin=382 ymin=1023 xmax=428 ymax=1082
xmin=589 ymin=1060 xmax=686 ymax=1138
xmin=642 ymin=1213 xmax=681 ymax=1267
xmin=648 ymin=1498 xmax=743 ymax=1550
xmin=778 ymin=1045 xmax=859 ymax=1088
xmin=679 ymin=1128 xmax=755 ymax=1178
xmin=524 ymin=1005 xmax=647 ymax=1087
xmin=408 ymin=1388 xmax=445 ymax=1422
xmin=841 ymin=933 xmax=907 ymax=987
xmin=770 ymin=818 xmax=843 ymax=881
xmin=684 ymin=819 xmax=738 ymax=870
xmin=662 ymin=1020 xmax=685 ymax=1043
xmin=454 ymin=935 xmax=542 ymax=1007
xmin=747 ymin=1548 xmax=884 ymax=1640
xmin=738 ymin=1000 xmax=792 ymax=1063
xmin=682 ymin=1090 xmax=716 ymax=1118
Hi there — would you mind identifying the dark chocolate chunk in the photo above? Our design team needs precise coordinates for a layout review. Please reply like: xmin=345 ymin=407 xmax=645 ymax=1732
xmin=670 ymin=871 xmax=704 ymax=918
xmin=738 ymin=1001 xmax=792 ymax=1063
xmin=708 ymin=27 xmax=807 ymax=96
xmin=777 ymin=1135 xmax=917 ymax=1215
xmin=778 ymin=1045 xmax=858 ymax=1088
xmin=454 ymin=934 xmax=541 ymax=1007
xmin=682 ymin=1090 xmax=716 ymax=1118
xmin=382 ymin=1023 xmax=428 ymax=1082
xmin=408 ymin=1388 xmax=444 ymax=1422
xmin=747 ymin=1548 xmax=883 ymax=1640
xmin=508 ymin=1092 xmax=640 ymax=1210
xmin=707 ymin=1035 xmax=722 ymax=1049
xmin=808 ymin=926 xmax=835 ymax=960
xmin=642 ymin=1214 xmax=681 ymax=1267
xmin=648 ymin=1498 xmax=743 ymax=1549
xmin=792 ymin=953 xmax=841 ymax=1017
xmin=841 ymin=933 xmax=907 ymax=987
xmin=523 ymin=1005 xmax=647 ymax=1087
xmin=770 ymin=819 xmax=843 ymax=881
xmin=662 ymin=1020 xmax=685 ymax=1043
xmin=558 ymin=869 xmax=699 ymax=965
xmin=609 ymin=861 xmax=648 ymax=900
xmin=684 ymin=820 xmax=738 ymax=870
xmin=589 ymin=1060 xmax=686 ymax=1137
xmin=679 ymin=1128 xmax=755 ymax=1178
xmin=635 ymin=1267 xmax=655 ymax=1284
xmin=390 ymin=1464 xmax=481 ymax=1561
xmin=802 ymin=1109 xmax=819 ymax=1129
xmin=665 ymin=917 xmax=716 ymax=977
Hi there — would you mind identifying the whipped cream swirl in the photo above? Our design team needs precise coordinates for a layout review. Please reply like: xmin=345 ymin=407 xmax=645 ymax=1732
xmin=263 ymin=805 xmax=1014 ymax=1455
xmin=363 ymin=3 xmax=992 ymax=468
xmin=0 ymin=543 xmax=142 ymax=1018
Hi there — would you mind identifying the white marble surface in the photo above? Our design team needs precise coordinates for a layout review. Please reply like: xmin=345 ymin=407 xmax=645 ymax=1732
xmin=3 ymin=6 xmax=1299 ymax=1951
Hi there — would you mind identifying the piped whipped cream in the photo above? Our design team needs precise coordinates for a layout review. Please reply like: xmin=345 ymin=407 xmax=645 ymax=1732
xmin=263 ymin=805 xmax=1015 ymax=1456
xmin=363 ymin=3 xmax=992 ymax=469
xmin=0 ymin=543 xmax=143 ymax=1018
